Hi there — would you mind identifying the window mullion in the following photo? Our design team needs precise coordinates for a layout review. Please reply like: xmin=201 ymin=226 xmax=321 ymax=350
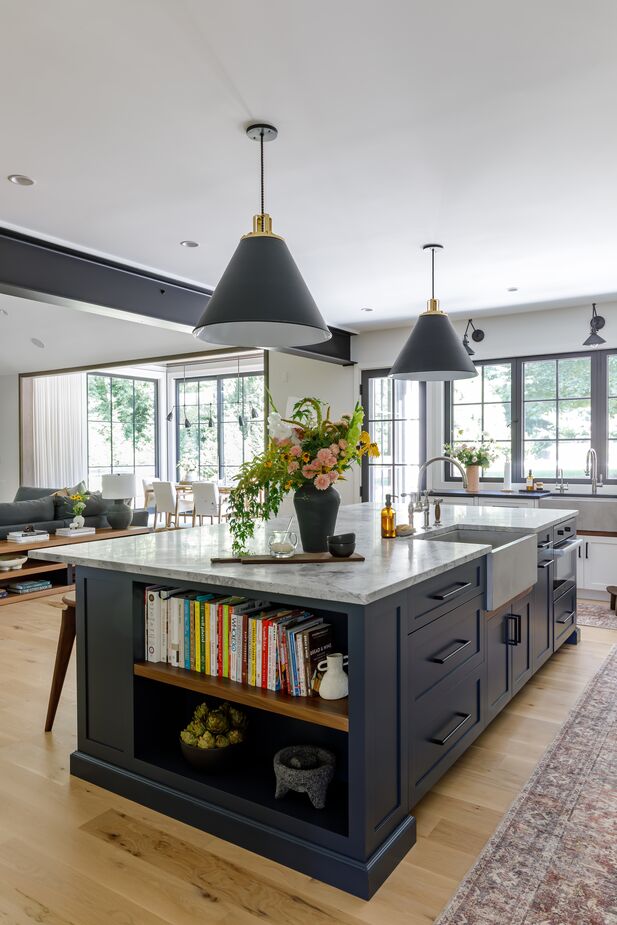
xmin=593 ymin=351 xmax=608 ymax=482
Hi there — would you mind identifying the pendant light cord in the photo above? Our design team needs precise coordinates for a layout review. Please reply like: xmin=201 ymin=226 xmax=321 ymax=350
xmin=260 ymin=130 xmax=265 ymax=217
xmin=431 ymin=246 xmax=435 ymax=299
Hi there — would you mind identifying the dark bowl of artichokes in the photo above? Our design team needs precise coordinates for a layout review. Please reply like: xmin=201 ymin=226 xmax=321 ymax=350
xmin=180 ymin=699 xmax=248 ymax=771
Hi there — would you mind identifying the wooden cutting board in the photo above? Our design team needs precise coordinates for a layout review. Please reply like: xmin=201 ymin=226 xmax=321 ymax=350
xmin=211 ymin=552 xmax=364 ymax=564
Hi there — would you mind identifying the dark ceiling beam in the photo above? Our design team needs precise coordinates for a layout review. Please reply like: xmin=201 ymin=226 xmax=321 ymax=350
xmin=0 ymin=226 xmax=355 ymax=365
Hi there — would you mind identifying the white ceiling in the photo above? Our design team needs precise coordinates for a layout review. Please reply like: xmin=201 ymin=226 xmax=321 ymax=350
xmin=1 ymin=0 xmax=616 ymax=336
xmin=0 ymin=293 xmax=215 ymax=374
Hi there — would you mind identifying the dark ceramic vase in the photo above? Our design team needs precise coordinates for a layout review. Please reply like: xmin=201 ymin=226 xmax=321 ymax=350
xmin=293 ymin=483 xmax=341 ymax=553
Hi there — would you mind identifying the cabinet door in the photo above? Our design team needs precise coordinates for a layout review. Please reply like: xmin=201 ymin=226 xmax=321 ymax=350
xmin=511 ymin=595 xmax=533 ymax=694
xmin=532 ymin=560 xmax=553 ymax=671
xmin=486 ymin=609 xmax=511 ymax=723
xmin=582 ymin=537 xmax=617 ymax=592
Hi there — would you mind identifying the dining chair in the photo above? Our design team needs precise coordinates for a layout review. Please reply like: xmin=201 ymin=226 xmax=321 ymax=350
xmin=152 ymin=481 xmax=193 ymax=528
xmin=142 ymin=478 xmax=158 ymax=511
xmin=191 ymin=481 xmax=228 ymax=525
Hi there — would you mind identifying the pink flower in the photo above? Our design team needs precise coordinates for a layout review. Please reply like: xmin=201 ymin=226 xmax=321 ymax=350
xmin=338 ymin=439 xmax=347 ymax=450
xmin=289 ymin=445 xmax=301 ymax=457
xmin=287 ymin=460 xmax=299 ymax=473
xmin=314 ymin=473 xmax=331 ymax=490
xmin=317 ymin=448 xmax=336 ymax=467
xmin=329 ymin=469 xmax=339 ymax=482
xmin=302 ymin=465 xmax=315 ymax=479
xmin=329 ymin=443 xmax=340 ymax=456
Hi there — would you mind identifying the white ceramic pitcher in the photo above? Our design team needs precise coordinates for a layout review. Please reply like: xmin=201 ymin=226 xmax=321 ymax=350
xmin=316 ymin=653 xmax=349 ymax=700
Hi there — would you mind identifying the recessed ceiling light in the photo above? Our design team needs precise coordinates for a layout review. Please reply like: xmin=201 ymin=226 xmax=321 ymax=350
xmin=0 ymin=309 xmax=8 ymax=316
xmin=8 ymin=174 xmax=35 ymax=186
xmin=180 ymin=240 xmax=199 ymax=248
xmin=361 ymin=307 xmax=373 ymax=312
xmin=30 ymin=337 xmax=45 ymax=348
xmin=507 ymin=287 xmax=518 ymax=292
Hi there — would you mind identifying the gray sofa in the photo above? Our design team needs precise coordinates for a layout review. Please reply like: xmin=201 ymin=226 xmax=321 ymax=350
xmin=0 ymin=486 xmax=149 ymax=539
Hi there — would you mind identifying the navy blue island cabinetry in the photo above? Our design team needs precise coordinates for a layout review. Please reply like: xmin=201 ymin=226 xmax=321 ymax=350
xmin=33 ymin=503 xmax=579 ymax=898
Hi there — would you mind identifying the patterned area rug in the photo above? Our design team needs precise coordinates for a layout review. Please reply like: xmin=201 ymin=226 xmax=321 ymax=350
xmin=435 ymin=645 xmax=617 ymax=925
xmin=577 ymin=599 xmax=617 ymax=630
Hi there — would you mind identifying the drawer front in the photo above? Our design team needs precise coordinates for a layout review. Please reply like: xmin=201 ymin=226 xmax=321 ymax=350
xmin=407 ymin=558 xmax=485 ymax=632
xmin=409 ymin=595 xmax=483 ymax=700
xmin=536 ymin=528 xmax=553 ymax=560
xmin=554 ymin=587 xmax=577 ymax=649
xmin=410 ymin=668 xmax=483 ymax=801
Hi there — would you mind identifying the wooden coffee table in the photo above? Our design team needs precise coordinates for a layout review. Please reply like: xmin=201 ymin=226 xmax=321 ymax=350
xmin=0 ymin=527 xmax=151 ymax=606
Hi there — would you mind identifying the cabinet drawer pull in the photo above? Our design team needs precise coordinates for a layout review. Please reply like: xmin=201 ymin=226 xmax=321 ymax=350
xmin=557 ymin=610 xmax=576 ymax=624
xmin=430 ymin=639 xmax=471 ymax=664
xmin=506 ymin=614 xmax=518 ymax=645
xmin=430 ymin=712 xmax=471 ymax=746
xmin=538 ymin=559 xmax=554 ymax=569
xmin=430 ymin=581 xmax=472 ymax=601
xmin=537 ymin=540 xmax=551 ymax=549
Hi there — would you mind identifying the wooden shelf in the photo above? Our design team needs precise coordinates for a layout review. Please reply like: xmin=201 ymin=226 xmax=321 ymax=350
xmin=0 ymin=560 xmax=67 ymax=583
xmin=0 ymin=582 xmax=75 ymax=606
xmin=134 ymin=661 xmax=349 ymax=732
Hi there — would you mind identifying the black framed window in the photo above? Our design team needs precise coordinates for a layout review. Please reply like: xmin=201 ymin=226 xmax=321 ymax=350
xmin=176 ymin=373 xmax=264 ymax=482
xmin=448 ymin=362 xmax=513 ymax=479
xmin=360 ymin=369 xmax=426 ymax=501
xmin=87 ymin=372 xmax=158 ymax=492
xmin=608 ymin=354 xmax=617 ymax=479
xmin=522 ymin=356 xmax=591 ymax=479
xmin=446 ymin=348 xmax=617 ymax=484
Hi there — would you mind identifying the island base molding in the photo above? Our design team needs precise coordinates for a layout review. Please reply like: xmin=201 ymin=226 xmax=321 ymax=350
xmin=70 ymin=751 xmax=416 ymax=898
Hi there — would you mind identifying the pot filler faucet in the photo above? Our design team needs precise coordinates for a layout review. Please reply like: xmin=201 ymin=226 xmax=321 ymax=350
xmin=413 ymin=456 xmax=469 ymax=524
xmin=585 ymin=447 xmax=603 ymax=494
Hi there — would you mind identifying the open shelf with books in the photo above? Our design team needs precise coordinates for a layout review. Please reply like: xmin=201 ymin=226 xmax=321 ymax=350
xmin=139 ymin=584 xmax=349 ymax=731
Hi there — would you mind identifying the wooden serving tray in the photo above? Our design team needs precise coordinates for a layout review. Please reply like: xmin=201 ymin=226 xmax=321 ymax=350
xmin=211 ymin=552 xmax=365 ymax=565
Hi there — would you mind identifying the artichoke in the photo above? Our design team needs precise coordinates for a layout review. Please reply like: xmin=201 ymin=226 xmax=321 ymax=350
xmin=219 ymin=701 xmax=231 ymax=714
xmin=186 ymin=720 xmax=206 ymax=737
xmin=206 ymin=710 xmax=229 ymax=734
xmin=197 ymin=731 xmax=216 ymax=749
xmin=228 ymin=728 xmax=244 ymax=746
xmin=215 ymin=734 xmax=230 ymax=748
xmin=229 ymin=706 xmax=247 ymax=729
xmin=180 ymin=730 xmax=198 ymax=746
xmin=193 ymin=703 xmax=209 ymax=722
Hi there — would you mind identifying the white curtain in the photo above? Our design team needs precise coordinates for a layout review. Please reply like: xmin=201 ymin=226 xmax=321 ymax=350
xmin=33 ymin=373 xmax=87 ymax=488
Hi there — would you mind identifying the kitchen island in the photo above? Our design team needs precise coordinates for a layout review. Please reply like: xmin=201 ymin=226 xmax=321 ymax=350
xmin=34 ymin=502 xmax=578 ymax=898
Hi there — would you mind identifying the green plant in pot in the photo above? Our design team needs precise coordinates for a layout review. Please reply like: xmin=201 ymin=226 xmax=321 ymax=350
xmin=227 ymin=397 xmax=379 ymax=554
xmin=180 ymin=700 xmax=248 ymax=771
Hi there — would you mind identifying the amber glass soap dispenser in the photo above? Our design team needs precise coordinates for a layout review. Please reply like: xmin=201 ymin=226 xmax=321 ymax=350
xmin=381 ymin=494 xmax=397 ymax=538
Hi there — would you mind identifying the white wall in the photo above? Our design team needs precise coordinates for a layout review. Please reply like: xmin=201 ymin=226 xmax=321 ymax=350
xmin=0 ymin=374 xmax=20 ymax=501
xmin=267 ymin=352 xmax=361 ymax=512
xmin=353 ymin=301 xmax=617 ymax=490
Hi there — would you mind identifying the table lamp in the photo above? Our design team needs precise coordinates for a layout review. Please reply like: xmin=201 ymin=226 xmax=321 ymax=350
xmin=102 ymin=474 xmax=138 ymax=530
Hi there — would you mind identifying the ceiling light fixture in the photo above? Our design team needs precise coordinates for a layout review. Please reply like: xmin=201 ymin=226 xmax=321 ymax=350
xmin=8 ymin=174 xmax=34 ymax=186
xmin=462 ymin=319 xmax=485 ymax=357
xmin=361 ymin=307 xmax=373 ymax=313
xmin=507 ymin=287 xmax=518 ymax=292
xmin=389 ymin=244 xmax=477 ymax=381
xmin=30 ymin=337 xmax=45 ymax=348
xmin=192 ymin=123 xmax=331 ymax=349
xmin=583 ymin=302 xmax=606 ymax=347
xmin=180 ymin=240 xmax=199 ymax=248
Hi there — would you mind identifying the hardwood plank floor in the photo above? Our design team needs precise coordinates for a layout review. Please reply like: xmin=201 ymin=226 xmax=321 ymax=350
xmin=0 ymin=595 xmax=613 ymax=925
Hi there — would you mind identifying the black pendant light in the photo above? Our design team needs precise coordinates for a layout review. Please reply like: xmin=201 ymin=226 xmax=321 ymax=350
xmin=389 ymin=244 xmax=477 ymax=381
xmin=193 ymin=123 xmax=331 ymax=349
xmin=463 ymin=319 xmax=485 ymax=356
xmin=583 ymin=302 xmax=606 ymax=347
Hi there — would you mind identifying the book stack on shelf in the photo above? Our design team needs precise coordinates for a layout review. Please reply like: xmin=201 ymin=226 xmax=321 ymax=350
xmin=6 ymin=530 xmax=50 ymax=544
xmin=8 ymin=578 xmax=53 ymax=594
xmin=144 ymin=587 xmax=335 ymax=698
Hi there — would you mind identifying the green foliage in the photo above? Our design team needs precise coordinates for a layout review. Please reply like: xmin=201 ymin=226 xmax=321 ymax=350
xmin=180 ymin=700 xmax=247 ymax=750
xmin=88 ymin=374 xmax=156 ymax=447
xmin=444 ymin=434 xmax=496 ymax=468
xmin=227 ymin=398 xmax=377 ymax=555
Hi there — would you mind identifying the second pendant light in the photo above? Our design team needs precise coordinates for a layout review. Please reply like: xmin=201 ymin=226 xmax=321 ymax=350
xmin=389 ymin=244 xmax=477 ymax=381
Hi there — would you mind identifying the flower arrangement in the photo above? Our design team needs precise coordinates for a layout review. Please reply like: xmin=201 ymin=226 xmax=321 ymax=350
xmin=444 ymin=431 xmax=496 ymax=468
xmin=227 ymin=397 xmax=379 ymax=554
xmin=70 ymin=491 xmax=89 ymax=517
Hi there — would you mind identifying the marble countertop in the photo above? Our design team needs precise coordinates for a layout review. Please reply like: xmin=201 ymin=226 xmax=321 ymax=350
xmin=32 ymin=502 xmax=577 ymax=606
